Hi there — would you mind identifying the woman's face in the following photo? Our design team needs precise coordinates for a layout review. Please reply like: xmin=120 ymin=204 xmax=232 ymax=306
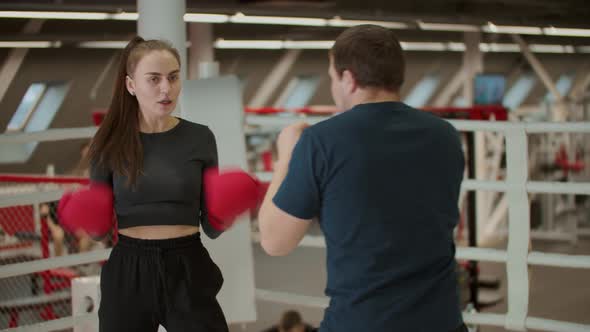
xmin=126 ymin=50 xmax=181 ymax=118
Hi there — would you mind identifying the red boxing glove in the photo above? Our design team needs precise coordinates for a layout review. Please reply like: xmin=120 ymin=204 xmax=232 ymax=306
xmin=57 ymin=182 xmax=114 ymax=238
xmin=204 ymin=168 xmax=268 ymax=231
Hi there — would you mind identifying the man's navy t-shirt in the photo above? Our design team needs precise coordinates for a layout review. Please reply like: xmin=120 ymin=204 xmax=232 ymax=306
xmin=273 ymin=102 xmax=465 ymax=332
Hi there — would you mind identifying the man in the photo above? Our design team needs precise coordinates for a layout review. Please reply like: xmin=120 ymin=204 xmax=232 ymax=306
xmin=259 ymin=24 xmax=466 ymax=332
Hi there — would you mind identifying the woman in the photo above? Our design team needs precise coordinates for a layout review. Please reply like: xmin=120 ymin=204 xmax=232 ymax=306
xmin=88 ymin=36 xmax=228 ymax=332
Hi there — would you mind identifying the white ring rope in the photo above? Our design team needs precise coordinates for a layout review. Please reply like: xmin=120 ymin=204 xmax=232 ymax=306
xmin=1 ymin=234 xmax=589 ymax=281
xmin=0 ymin=249 xmax=111 ymax=279
xmin=0 ymin=313 xmax=96 ymax=332
xmin=0 ymin=127 xmax=96 ymax=144
xmin=0 ymin=121 xmax=588 ymax=144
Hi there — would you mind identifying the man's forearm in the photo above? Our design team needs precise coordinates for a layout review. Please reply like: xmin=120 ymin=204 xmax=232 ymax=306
xmin=258 ymin=160 xmax=289 ymax=234
xmin=258 ymin=149 xmax=312 ymax=256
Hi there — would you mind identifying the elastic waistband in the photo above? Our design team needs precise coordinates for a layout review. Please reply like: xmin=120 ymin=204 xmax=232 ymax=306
xmin=116 ymin=232 xmax=202 ymax=252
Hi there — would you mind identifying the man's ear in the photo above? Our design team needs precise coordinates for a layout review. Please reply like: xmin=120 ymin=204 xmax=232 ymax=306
xmin=341 ymin=69 xmax=357 ymax=94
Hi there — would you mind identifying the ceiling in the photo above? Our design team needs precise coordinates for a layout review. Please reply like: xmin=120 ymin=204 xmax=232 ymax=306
xmin=1 ymin=0 xmax=589 ymax=27
xmin=0 ymin=0 xmax=590 ymax=46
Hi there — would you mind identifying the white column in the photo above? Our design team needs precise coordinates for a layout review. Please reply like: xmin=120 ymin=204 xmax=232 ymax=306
xmin=188 ymin=23 xmax=219 ymax=79
xmin=137 ymin=0 xmax=187 ymax=80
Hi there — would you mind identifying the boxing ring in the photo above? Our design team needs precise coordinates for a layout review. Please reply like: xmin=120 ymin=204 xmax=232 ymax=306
xmin=1 ymin=116 xmax=589 ymax=331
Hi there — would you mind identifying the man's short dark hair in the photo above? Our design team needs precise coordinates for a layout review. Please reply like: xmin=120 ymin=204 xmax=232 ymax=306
xmin=330 ymin=24 xmax=405 ymax=92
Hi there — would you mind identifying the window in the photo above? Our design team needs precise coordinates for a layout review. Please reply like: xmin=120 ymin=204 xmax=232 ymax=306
xmin=24 ymin=82 xmax=70 ymax=154
xmin=452 ymin=96 xmax=469 ymax=107
xmin=1 ymin=81 xmax=70 ymax=163
xmin=404 ymin=74 xmax=440 ymax=108
xmin=6 ymin=82 xmax=69 ymax=133
xmin=503 ymin=73 xmax=536 ymax=109
xmin=274 ymin=75 xmax=320 ymax=108
xmin=544 ymin=74 xmax=573 ymax=102
xmin=6 ymin=83 xmax=46 ymax=132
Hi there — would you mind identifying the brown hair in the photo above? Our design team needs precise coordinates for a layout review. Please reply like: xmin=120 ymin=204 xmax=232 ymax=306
xmin=330 ymin=24 xmax=405 ymax=92
xmin=87 ymin=36 xmax=180 ymax=187
xmin=279 ymin=310 xmax=303 ymax=331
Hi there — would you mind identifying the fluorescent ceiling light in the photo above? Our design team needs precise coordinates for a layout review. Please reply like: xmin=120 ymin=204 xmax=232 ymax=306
xmin=328 ymin=17 xmax=407 ymax=29
xmin=79 ymin=41 xmax=128 ymax=48
xmin=5 ymin=10 xmax=589 ymax=40
xmin=283 ymin=40 xmax=334 ymax=49
xmin=211 ymin=40 xmax=588 ymax=53
xmin=215 ymin=39 xmax=283 ymax=49
xmin=400 ymin=42 xmax=446 ymax=51
xmin=529 ymin=44 xmax=574 ymax=53
xmin=80 ymin=40 xmax=193 ymax=48
xmin=481 ymin=43 xmax=520 ymax=52
xmin=0 ymin=41 xmax=60 ymax=48
xmin=482 ymin=23 xmax=543 ymax=35
xmin=418 ymin=22 xmax=479 ymax=32
xmin=486 ymin=22 xmax=498 ymax=33
xmin=184 ymin=13 xmax=229 ymax=23
xmin=478 ymin=43 xmax=578 ymax=53
xmin=2 ymin=37 xmax=588 ymax=54
xmin=0 ymin=10 xmax=138 ymax=20
xmin=447 ymin=42 xmax=466 ymax=51
xmin=1 ymin=39 xmax=588 ymax=54
xmin=108 ymin=12 xmax=138 ymax=21
xmin=0 ymin=10 xmax=226 ymax=23
xmin=543 ymin=27 xmax=590 ymax=37
xmin=230 ymin=12 xmax=326 ymax=26
xmin=564 ymin=45 xmax=575 ymax=53
xmin=0 ymin=10 xmax=109 ymax=20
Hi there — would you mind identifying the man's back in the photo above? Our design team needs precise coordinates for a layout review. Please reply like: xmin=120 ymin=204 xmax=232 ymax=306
xmin=277 ymin=102 xmax=465 ymax=331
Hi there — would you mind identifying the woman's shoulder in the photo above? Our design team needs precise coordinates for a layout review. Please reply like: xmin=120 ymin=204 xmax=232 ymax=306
xmin=177 ymin=118 xmax=213 ymax=135
xmin=178 ymin=117 xmax=208 ymax=130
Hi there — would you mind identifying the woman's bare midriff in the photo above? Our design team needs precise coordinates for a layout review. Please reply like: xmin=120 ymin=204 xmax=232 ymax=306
xmin=118 ymin=225 xmax=199 ymax=239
